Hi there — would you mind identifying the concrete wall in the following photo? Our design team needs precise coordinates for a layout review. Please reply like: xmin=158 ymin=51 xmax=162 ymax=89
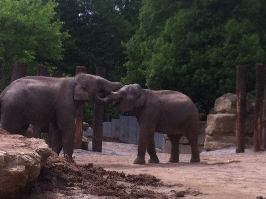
xmin=84 ymin=116 xmax=164 ymax=149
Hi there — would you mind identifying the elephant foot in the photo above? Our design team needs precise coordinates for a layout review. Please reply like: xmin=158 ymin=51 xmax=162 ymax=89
xmin=148 ymin=157 xmax=159 ymax=164
xmin=133 ymin=157 xmax=146 ymax=164
xmin=190 ymin=158 xmax=200 ymax=163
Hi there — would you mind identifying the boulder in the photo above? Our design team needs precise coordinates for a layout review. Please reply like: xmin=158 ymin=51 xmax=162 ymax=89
xmin=204 ymin=93 xmax=257 ymax=151
xmin=0 ymin=129 xmax=51 ymax=198
xmin=213 ymin=93 xmax=253 ymax=114
xmin=204 ymin=141 xmax=233 ymax=151
xmin=204 ymin=114 xmax=235 ymax=150
xmin=213 ymin=93 xmax=237 ymax=114
xmin=204 ymin=112 xmax=255 ymax=151
xmin=205 ymin=114 xmax=236 ymax=136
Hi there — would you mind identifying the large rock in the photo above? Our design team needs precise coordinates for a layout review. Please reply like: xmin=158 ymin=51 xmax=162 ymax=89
xmin=213 ymin=93 xmax=237 ymax=113
xmin=205 ymin=114 xmax=236 ymax=136
xmin=213 ymin=93 xmax=254 ymax=114
xmin=204 ymin=93 xmax=256 ymax=151
xmin=0 ymin=129 xmax=51 ymax=198
xmin=204 ymin=114 xmax=236 ymax=151
xmin=204 ymin=112 xmax=254 ymax=151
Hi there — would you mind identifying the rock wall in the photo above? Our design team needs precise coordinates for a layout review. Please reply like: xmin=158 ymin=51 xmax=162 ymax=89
xmin=84 ymin=116 xmax=164 ymax=149
xmin=0 ymin=129 xmax=51 ymax=198
xmin=204 ymin=93 xmax=255 ymax=151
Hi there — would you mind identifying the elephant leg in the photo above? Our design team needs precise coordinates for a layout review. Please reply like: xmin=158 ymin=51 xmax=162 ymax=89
xmin=51 ymin=123 xmax=63 ymax=155
xmin=47 ymin=123 xmax=54 ymax=148
xmin=133 ymin=135 xmax=147 ymax=164
xmin=7 ymin=124 xmax=29 ymax=136
xmin=58 ymin=120 xmax=75 ymax=160
xmin=147 ymin=134 xmax=159 ymax=164
xmin=16 ymin=124 xmax=30 ymax=136
xmin=168 ymin=134 xmax=183 ymax=163
xmin=30 ymin=125 xmax=42 ymax=138
xmin=1 ymin=117 xmax=29 ymax=136
xmin=133 ymin=129 xmax=151 ymax=164
xmin=185 ymin=133 xmax=200 ymax=163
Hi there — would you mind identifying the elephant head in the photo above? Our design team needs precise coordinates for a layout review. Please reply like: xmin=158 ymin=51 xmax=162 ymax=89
xmin=96 ymin=84 xmax=146 ymax=112
xmin=74 ymin=73 xmax=123 ymax=103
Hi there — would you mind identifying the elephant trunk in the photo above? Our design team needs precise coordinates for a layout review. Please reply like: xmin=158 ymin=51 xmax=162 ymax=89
xmin=94 ymin=92 xmax=120 ymax=105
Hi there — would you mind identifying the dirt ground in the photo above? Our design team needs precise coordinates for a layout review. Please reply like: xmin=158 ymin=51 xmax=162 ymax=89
xmin=23 ymin=141 xmax=266 ymax=199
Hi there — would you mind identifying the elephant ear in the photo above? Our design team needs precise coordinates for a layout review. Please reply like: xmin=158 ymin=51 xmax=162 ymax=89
xmin=134 ymin=86 xmax=146 ymax=107
xmin=74 ymin=85 xmax=90 ymax=100
xmin=74 ymin=73 xmax=94 ymax=90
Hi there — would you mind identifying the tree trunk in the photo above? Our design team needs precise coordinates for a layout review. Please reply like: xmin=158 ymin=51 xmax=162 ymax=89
xmin=36 ymin=66 xmax=49 ymax=76
xmin=263 ymin=68 xmax=266 ymax=150
xmin=11 ymin=61 xmax=27 ymax=82
xmin=254 ymin=63 xmax=264 ymax=152
xmin=0 ymin=59 xmax=3 ymax=91
xmin=52 ymin=71 xmax=63 ymax=77
xmin=92 ymin=66 xmax=106 ymax=152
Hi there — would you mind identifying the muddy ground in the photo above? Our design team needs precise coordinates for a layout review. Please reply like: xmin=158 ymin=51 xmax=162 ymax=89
xmin=23 ymin=141 xmax=266 ymax=199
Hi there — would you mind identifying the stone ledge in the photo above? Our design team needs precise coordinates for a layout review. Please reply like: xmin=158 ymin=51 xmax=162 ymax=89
xmin=0 ymin=129 xmax=51 ymax=198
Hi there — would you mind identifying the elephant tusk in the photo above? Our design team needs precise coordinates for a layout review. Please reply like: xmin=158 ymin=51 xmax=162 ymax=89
xmin=111 ymin=91 xmax=119 ymax=94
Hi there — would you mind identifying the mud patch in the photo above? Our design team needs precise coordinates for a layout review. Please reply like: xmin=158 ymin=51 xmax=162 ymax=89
xmin=21 ymin=152 xmax=202 ymax=198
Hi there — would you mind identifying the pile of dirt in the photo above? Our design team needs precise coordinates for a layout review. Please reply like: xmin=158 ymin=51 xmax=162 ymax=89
xmin=21 ymin=152 xmax=197 ymax=198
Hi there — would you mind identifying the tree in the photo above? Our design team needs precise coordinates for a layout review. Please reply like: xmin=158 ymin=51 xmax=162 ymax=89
xmin=0 ymin=0 xmax=68 ymax=90
xmin=124 ymin=0 xmax=266 ymax=116
xmin=54 ymin=0 xmax=142 ymax=80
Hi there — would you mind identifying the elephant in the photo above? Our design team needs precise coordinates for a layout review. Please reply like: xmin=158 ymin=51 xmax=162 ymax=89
xmin=96 ymin=84 xmax=200 ymax=164
xmin=0 ymin=73 xmax=123 ymax=159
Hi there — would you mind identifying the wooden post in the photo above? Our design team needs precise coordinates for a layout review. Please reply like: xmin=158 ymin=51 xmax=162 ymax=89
xmin=36 ymin=66 xmax=49 ymax=76
xmin=0 ymin=59 xmax=3 ymax=91
xmin=74 ymin=66 xmax=87 ymax=149
xmin=254 ymin=63 xmax=264 ymax=152
xmin=92 ymin=66 xmax=106 ymax=152
xmin=236 ymin=65 xmax=248 ymax=153
xmin=52 ymin=71 xmax=63 ymax=77
xmin=11 ymin=61 xmax=27 ymax=82
xmin=1 ymin=59 xmax=9 ymax=91
xmin=263 ymin=68 xmax=266 ymax=150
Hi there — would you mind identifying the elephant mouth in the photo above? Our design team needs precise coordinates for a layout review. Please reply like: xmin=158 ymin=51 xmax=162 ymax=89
xmin=112 ymin=100 xmax=121 ymax=107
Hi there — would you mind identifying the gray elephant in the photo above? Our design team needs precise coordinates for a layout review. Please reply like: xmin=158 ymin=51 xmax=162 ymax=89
xmin=0 ymin=73 xmax=123 ymax=158
xmin=96 ymin=84 xmax=200 ymax=164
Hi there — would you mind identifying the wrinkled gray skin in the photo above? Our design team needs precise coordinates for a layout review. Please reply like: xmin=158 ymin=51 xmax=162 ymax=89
xmin=0 ymin=73 xmax=123 ymax=159
xmin=96 ymin=84 xmax=200 ymax=164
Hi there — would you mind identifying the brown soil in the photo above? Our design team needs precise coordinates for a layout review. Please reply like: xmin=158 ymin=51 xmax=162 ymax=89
xmin=22 ymin=142 xmax=266 ymax=199
xmin=22 ymin=151 xmax=199 ymax=199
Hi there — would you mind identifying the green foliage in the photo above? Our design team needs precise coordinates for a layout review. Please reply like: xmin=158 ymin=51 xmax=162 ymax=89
xmin=83 ymin=103 xmax=120 ymax=124
xmin=83 ymin=103 xmax=95 ymax=124
xmin=54 ymin=0 xmax=142 ymax=80
xmin=0 ymin=0 xmax=69 ymax=88
xmin=123 ymin=0 xmax=181 ymax=86
xmin=124 ymin=0 xmax=266 ymax=116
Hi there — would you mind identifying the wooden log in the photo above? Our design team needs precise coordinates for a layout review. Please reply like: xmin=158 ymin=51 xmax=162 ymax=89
xmin=11 ymin=61 xmax=27 ymax=82
xmin=36 ymin=66 xmax=49 ymax=76
xmin=74 ymin=66 xmax=87 ymax=149
xmin=236 ymin=65 xmax=247 ymax=153
xmin=253 ymin=63 xmax=264 ymax=152
xmin=263 ymin=68 xmax=266 ymax=150
xmin=52 ymin=70 xmax=63 ymax=77
xmin=92 ymin=66 xmax=106 ymax=152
